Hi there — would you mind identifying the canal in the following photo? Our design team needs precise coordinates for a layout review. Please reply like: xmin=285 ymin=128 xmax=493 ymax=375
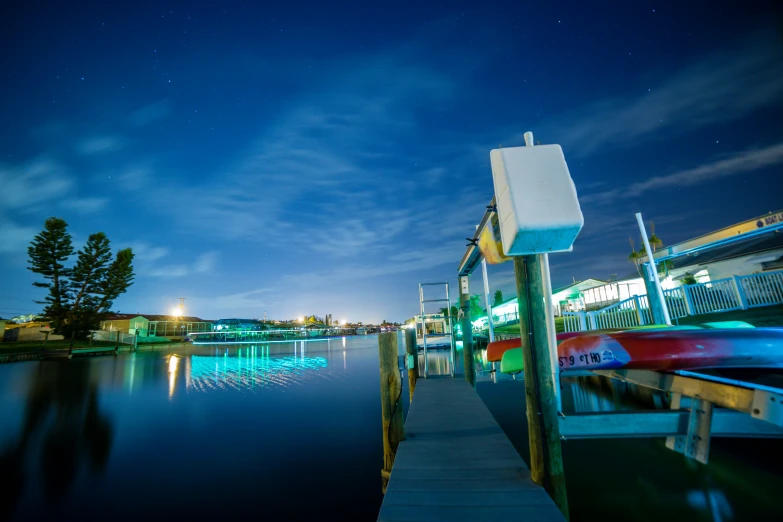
xmin=1 ymin=334 xmax=781 ymax=521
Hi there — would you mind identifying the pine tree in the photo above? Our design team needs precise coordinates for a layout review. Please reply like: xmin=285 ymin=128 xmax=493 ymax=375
xmin=27 ymin=218 xmax=135 ymax=346
xmin=95 ymin=248 xmax=134 ymax=312
xmin=492 ymin=290 xmax=503 ymax=306
xmin=27 ymin=217 xmax=74 ymax=332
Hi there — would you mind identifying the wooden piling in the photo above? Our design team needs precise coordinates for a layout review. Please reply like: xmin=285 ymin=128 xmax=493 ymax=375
xmin=515 ymin=256 xmax=570 ymax=519
xmin=404 ymin=328 xmax=418 ymax=399
xmin=379 ymin=332 xmax=405 ymax=494
xmin=115 ymin=330 xmax=121 ymax=353
xmin=459 ymin=276 xmax=476 ymax=387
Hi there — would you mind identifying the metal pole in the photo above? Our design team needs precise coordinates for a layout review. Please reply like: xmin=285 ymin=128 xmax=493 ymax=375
xmin=418 ymin=284 xmax=429 ymax=378
xmin=635 ymin=213 xmax=672 ymax=325
xmin=478 ymin=225 xmax=496 ymax=343
xmin=446 ymin=284 xmax=456 ymax=377
xmin=541 ymin=254 xmax=562 ymax=411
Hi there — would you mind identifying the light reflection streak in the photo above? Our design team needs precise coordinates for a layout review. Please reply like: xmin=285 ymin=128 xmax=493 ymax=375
xmin=187 ymin=349 xmax=328 ymax=393
xmin=168 ymin=355 xmax=180 ymax=399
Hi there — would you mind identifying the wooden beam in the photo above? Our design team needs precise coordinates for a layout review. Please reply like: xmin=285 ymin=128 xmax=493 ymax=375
xmin=404 ymin=328 xmax=418 ymax=400
xmin=379 ymin=332 xmax=405 ymax=494
xmin=459 ymin=276 xmax=476 ymax=387
xmin=515 ymin=256 xmax=569 ymax=519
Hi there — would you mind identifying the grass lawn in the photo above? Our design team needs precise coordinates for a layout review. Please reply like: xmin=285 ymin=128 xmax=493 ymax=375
xmin=0 ymin=339 xmax=118 ymax=355
xmin=491 ymin=316 xmax=566 ymax=337
xmin=677 ymin=304 xmax=783 ymax=328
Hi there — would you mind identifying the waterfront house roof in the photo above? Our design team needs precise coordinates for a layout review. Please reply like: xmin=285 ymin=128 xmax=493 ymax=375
xmin=552 ymin=278 xmax=606 ymax=297
xmin=613 ymin=231 xmax=783 ymax=283
xmin=103 ymin=313 xmax=208 ymax=322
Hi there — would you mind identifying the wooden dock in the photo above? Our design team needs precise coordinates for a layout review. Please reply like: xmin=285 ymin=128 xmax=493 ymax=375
xmin=378 ymin=376 xmax=566 ymax=521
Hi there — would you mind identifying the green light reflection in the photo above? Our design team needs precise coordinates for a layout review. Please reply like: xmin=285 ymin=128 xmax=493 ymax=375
xmin=187 ymin=346 xmax=328 ymax=392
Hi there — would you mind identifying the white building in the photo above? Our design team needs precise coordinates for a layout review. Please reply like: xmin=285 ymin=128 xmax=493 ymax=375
xmin=582 ymin=221 xmax=783 ymax=309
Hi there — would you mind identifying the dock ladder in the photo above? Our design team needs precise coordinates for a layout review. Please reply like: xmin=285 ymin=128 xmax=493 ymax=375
xmin=418 ymin=282 xmax=456 ymax=378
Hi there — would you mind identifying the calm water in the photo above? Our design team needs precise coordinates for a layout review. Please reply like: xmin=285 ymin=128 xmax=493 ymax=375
xmin=1 ymin=335 xmax=782 ymax=521
xmin=0 ymin=336 xmax=386 ymax=521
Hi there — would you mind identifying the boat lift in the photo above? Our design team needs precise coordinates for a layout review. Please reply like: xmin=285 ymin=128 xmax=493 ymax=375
xmin=455 ymin=138 xmax=783 ymax=464
xmin=417 ymin=282 xmax=456 ymax=378
xmin=460 ymin=210 xmax=783 ymax=462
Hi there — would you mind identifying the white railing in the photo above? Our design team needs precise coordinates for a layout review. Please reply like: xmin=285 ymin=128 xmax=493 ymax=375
xmin=737 ymin=271 xmax=783 ymax=308
xmin=663 ymin=287 xmax=690 ymax=319
xmin=682 ymin=277 xmax=742 ymax=315
xmin=593 ymin=295 xmax=651 ymax=330
xmin=564 ymin=269 xmax=783 ymax=332
xmin=563 ymin=295 xmax=651 ymax=332
xmin=563 ymin=313 xmax=584 ymax=333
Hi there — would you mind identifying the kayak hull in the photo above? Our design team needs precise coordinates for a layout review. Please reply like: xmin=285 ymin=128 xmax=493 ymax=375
xmin=558 ymin=328 xmax=783 ymax=372
xmin=493 ymin=323 xmax=781 ymax=374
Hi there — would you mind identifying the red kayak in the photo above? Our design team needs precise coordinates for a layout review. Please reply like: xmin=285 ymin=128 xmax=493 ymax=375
xmin=486 ymin=328 xmax=644 ymax=362
xmin=558 ymin=328 xmax=783 ymax=371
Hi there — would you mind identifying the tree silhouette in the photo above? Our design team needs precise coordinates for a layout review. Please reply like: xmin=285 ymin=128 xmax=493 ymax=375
xmin=0 ymin=361 xmax=113 ymax=517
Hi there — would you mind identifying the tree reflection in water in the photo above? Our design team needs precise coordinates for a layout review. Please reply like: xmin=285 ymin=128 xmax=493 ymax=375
xmin=0 ymin=360 xmax=112 ymax=518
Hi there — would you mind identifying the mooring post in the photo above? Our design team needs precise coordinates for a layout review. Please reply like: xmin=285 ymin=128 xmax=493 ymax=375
xmin=515 ymin=257 xmax=570 ymax=518
xmin=459 ymin=275 xmax=476 ymax=387
xmin=378 ymin=332 xmax=404 ymax=494
xmin=404 ymin=327 xmax=418 ymax=399
xmin=115 ymin=330 xmax=120 ymax=354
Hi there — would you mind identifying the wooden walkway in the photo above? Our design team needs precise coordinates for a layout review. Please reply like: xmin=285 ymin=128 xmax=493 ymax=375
xmin=378 ymin=376 xmax=566 ymax=521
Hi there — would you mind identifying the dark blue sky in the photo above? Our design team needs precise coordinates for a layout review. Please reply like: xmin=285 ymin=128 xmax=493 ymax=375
xmin=2 ymin=1 xmax=782 ymax=322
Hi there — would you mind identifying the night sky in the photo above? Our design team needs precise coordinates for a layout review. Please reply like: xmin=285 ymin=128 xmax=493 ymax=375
xmin=1 ymin=1 xmax=782 ymax=323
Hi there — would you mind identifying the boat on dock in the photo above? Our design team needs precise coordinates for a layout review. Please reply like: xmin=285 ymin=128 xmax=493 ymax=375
xmin=487 ymin=322 xmax=783 ymax=374
xmin=187 ymin=318 xmax=356 ymax=345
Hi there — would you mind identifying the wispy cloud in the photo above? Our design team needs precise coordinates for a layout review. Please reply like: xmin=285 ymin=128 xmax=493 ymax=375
xmin=581 ymin=142 xmax=783 ymax=205
xmin=126 ymin=242 xmax=170 ymax=262
xmin=147 ymin=252 xmax=218 ymax=278
xmin=550 ymin=34 xmax=783 ymax=156
xmin=0 ymin=157 xmax=72 ymax=212
xmin=78 ymin=136 xmax=126 ymax=155
xmin=0 ymin=221 xmax=37 ymax=254
xmin=131 ymin=49 xmax=459 ymax=252
xmin=60 ymin=197 xmax=109 ymax=214
xmin=128 ymin=100 xmax=171 ymax=127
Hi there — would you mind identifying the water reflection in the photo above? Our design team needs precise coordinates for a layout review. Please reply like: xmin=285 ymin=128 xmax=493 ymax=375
xmin=187 ymin=347 xmax=328 ymax=393
xmin=168 ymin=354 xmax=180 ymax=399
xmin=0 ymin=361 xmax=113 ymax=519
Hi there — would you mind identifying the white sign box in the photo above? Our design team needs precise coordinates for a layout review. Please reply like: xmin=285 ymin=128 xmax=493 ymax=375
xmin=490 ymin=144 xmax=583 ymax=255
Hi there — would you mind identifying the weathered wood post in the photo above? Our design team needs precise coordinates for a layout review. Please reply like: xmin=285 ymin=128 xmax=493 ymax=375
xmin=115 ymin=330 xmax=121 ymax=353
xmin=379 ymin=332 xmax=404 ymax=493
xmin=495 ymin=131 xmax=569 ymax=519
xmin=516 ymin=256 xmax=569 ymax=518
xmin=459 ymin=275 xmax=476 ymax=387
xmin=404 ymin=327 xmax=418 ymax=399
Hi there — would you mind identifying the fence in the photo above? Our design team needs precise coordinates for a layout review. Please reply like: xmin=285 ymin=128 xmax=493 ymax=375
xmin=564 ymin=269 xmax=783 ymax=332
xmin=91 ymin=330 xmax=137 ymax=345
xmin=738 ymin=271 xmax=783 ymax=308
xmin=563 ymin=295 xmax=652 ymax=333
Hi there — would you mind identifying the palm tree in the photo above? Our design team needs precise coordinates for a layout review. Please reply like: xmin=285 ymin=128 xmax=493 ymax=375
xmin=648 ymin=220 xmax=663 ymax=252
xmin=628 ymin=237 xmax=644 ymax=276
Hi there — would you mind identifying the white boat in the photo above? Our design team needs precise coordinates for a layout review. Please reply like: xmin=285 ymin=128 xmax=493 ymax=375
xmin=416 ymin=335 xmax=453 ymax=349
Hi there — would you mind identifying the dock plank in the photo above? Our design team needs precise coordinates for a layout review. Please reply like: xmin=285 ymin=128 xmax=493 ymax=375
xmin=377 ymin=377 xmax=566 ymax=522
